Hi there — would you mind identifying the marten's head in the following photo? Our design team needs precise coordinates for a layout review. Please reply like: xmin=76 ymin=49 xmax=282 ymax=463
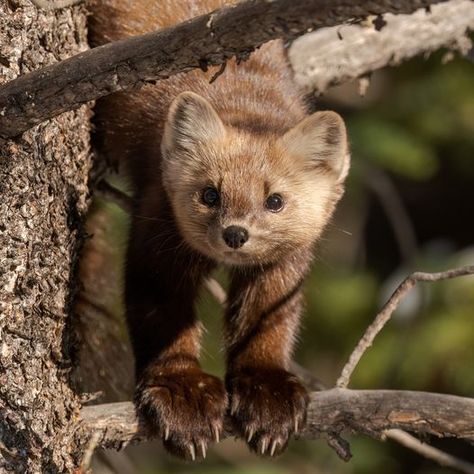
xmin=161 ymin=92 xmax=350 ymax=266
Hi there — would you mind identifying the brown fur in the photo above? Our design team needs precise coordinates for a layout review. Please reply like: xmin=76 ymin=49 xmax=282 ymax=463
xmin=88 ymin=0 xmax=350 ymax=460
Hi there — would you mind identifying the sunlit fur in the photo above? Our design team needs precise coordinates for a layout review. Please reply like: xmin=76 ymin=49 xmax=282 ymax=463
xmin=90 ymin=0 xmax=349 ymax=268
xmin=89 ymin=0 xmax=351 ymax=459
xmin=161 ymin=92 xmax=349 ymax=266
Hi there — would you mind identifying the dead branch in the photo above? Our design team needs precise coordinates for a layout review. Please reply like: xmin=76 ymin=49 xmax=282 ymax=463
xmin=290 ymin=0 xmax=474 ymax=93
xmin=384 ymin=430 xmax=474 ymax=474
xmin=336 ymin=265 xmax=474 ymax=388
xmin=77 ymin=389 xmax=474 ymax=450
xmin=0 ymin=0 xmax=453 ymax=138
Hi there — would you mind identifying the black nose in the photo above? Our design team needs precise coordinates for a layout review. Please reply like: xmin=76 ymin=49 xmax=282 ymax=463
xmin=223 ymin=225 xmax=249 ymax=249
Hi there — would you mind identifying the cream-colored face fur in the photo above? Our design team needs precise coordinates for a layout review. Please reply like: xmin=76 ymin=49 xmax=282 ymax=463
xmin=161 ymin=92 xmax=350 ymax=266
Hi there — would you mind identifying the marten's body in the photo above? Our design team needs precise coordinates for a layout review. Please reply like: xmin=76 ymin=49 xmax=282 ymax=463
xmin=89 ymin=0 xmax=350 ymax=460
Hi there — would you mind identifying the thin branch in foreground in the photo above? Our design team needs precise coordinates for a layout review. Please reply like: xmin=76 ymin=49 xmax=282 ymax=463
xmin=0 ymin=0 xmax=452 ymax=138
xmin=384 ymin=430 xmax=474 ymax=474
xmin=336 ymin=265 xmax=474 ymax=389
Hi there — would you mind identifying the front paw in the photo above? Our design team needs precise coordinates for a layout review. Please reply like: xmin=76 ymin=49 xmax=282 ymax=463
xmin=135 ymin=367 xmax=227 ymax=461
xmin=226 ymin=367 xmax=309 ymax=457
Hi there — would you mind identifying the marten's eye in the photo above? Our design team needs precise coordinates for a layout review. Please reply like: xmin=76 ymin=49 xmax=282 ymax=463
xmin=202 ymin=187 xmax=220 ymax=207
xmin=265 ymin=193 xmax=284 ymax=212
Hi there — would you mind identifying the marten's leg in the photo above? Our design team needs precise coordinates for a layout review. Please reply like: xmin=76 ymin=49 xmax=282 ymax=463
xmin=126 ymin=210 xmax=226 ymax=460
xmin=225 ymin=248 xmax=312 ymax=457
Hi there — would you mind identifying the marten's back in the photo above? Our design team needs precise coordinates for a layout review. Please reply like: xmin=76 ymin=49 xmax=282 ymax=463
xmin=89 ymin=0 xmax=231 ymax=45
xmin=88 ymin=0 xmax=305 ymax=191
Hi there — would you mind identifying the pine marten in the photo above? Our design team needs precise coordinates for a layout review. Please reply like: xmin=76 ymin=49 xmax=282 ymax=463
xmin=88 ymin=0 xmax=350 ymax=461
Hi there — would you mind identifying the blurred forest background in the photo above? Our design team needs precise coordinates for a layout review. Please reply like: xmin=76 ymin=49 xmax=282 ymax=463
xmin=74 ymin=49 xmax=474 ymax=474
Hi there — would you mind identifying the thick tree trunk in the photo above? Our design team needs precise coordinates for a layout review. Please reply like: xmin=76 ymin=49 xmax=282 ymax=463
xmin=0 ymin=2 xmax=91 ymax=472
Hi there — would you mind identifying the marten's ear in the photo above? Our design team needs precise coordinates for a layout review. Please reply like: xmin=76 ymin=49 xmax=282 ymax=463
xmin=281 ymin=111 xmax=350 ymax=183
xmin=162 ymin=91 xmax=226 ymax=155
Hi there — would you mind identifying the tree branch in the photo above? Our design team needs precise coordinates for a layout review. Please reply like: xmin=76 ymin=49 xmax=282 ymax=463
xmin=77 ymin=389 xmax=474 ymax=450
xmin=290 ymin=0 xmax=474 ymax=93
xmin=0 ymin=0 xmax=452 ymax=138
xmin=384 ymin=430 xmax=474 ymax=474
xmin=336 ymin=265 xmax=474 ymax=388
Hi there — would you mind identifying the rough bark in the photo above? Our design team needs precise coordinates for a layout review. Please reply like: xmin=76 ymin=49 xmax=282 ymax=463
xmin=0 ymin=1 xmax=91 ymax=472
xmin=0 ymin=0 xmax=451 ymax=138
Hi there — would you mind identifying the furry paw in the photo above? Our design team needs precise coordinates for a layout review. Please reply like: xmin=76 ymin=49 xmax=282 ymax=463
xmin=135 ymin=367 xmax=227 ymax=460
xmin=226 ymin=367 xmax=309 ymax=457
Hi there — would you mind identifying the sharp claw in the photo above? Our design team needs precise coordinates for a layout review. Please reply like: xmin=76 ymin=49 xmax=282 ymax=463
xmin=294 ymin=418 xmax=299 ymax=434
xmin=213 ymin=425 xmax=220 ymax=443
xmin=260 ymin=438 xmax=269 ymax=455
xmin=270 ymin=440 xmax=278 ymax=457
xmin=247 ymin=427 xmax=254 ymax=443
xmin=164 ymin=426 xmax=170 ymax=441
xmin=188 ymin=443 xmax=196 ymax=461
xmin=200 ymin=440 xmax=207 ymax=459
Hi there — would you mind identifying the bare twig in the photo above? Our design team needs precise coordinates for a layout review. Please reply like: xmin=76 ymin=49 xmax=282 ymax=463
xmin=0 ymin=0 xmax=453 ymax=138
xmin=326 ymin=434 xmax=353 ymax=461
xmin=204 ymin=278 xmax=227 ymax=305
xmin=30 ymin=0 xmax=84 ymax=10
xmin=337 ymin=265 xmax=474 ymax=388
xmin=384 ymin=430 xmax=474 ymax=474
